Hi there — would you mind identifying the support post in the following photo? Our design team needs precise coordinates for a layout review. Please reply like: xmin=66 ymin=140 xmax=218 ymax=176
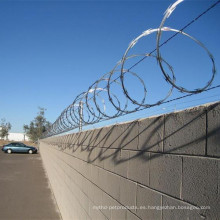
xmin=79 ymin=101 xmax=83 ymax=132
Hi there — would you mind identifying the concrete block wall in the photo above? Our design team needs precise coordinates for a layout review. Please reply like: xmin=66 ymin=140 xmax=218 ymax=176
xmin=40 ymin=101 xmax=220 ymax=220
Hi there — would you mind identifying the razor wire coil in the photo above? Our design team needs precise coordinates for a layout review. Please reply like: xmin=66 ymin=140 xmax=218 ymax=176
xmin=43 ymin=0 xmax=219 ymax=138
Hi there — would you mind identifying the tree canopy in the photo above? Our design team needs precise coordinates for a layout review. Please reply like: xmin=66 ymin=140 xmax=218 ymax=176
xmin=24 ymin=107 xmax=51 ymax=142
xmin=0 ymin=118 xmax=12 ymax=139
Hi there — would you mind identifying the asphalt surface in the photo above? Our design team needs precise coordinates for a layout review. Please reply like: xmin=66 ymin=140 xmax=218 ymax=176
xmin=0 ymin=149 xmax=61 ymax=220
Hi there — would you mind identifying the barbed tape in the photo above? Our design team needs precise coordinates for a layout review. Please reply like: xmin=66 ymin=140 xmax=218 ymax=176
xmin=43 ymin=0 xmax=217 ymax=138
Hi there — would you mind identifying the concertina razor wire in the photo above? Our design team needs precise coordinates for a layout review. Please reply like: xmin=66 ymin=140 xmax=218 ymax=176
xmin=43 ymin=0 xmax=217 ymax=138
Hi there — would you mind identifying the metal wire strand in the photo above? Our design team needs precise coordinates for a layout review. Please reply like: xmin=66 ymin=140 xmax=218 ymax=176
xmin=42 ymin=0 xmax=219 ymax=138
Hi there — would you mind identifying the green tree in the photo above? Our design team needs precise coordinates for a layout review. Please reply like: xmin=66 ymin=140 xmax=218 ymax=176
xmin=0 ymin=118 xmax=12 ymax=139
xmin=24 ymin=107 xmax=51 ymax=142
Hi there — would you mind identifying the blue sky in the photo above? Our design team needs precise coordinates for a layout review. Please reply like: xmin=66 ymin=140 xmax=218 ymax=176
xmin=0 ymin=0 xmax=219 ymax=133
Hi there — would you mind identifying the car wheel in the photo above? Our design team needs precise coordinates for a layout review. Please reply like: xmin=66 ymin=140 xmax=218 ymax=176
xmin=28 ymin=149 xmax=33 ymax=154
xmin=7 ymin=149 xmax=12 ymax=154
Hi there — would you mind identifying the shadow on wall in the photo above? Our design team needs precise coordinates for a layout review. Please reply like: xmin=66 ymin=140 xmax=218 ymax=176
xmin=44 ymin=102 xmax=220 ymax=165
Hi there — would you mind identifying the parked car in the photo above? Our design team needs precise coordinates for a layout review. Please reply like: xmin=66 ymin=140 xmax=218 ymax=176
xmin=2 ymin=142 xmax=37 ymax=154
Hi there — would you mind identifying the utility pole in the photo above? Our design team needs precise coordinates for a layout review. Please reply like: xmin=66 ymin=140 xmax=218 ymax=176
xmin=79 ymin=101 xmax=83 ymax=132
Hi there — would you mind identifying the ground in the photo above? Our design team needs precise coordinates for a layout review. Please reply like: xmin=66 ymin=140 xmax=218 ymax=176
xmin=0 ymin=149 xmax=61 ymax=220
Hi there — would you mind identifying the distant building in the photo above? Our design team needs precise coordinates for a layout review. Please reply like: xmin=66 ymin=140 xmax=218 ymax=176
xmin=4 ymin=133 xmax=29 ymax=142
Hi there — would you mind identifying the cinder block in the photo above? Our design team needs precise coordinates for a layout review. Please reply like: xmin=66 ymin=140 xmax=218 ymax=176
xmin=94 ymin=147 xmax=105 ymax=168
xmin=207 ymin=102 xmax=220 ymax=156
xmin=40 ymin=102 xmax=220 ymax=220
xmin=89 ymin=201 xmax=108 ymax=220
xmin=91 ymin=184 xmax=103 ymax=207
xmin=78 ymin=130 xmax=90 ymax=146
xmin=106 ymin=172 xmax=120 ymax=202
xmin=138 ymin=116 xmax=164 ymax=152
xmin=103 ymin=149 xmax=116 ymax=172
xmin=102 ymin=193 xmax=114 ymax=219
xmin=111 ymin=207 xmax=127 ymax=220
xmin=86 ymin=145 xmax=98 ymax=164
xmin=114 ymin=149 xmax=129 ymax=178
xmin=126 ymin=211 xmax=141 ymax=220
xmin=67 ymin=133 xmax=78 ymax=145
xmin=162 ymin=195 xmax=204 ymax=220
xmin=74 ymin=172 xmax=84 ymax=192
xmin=98 ymin=168 xmax=120 ymax=202
xmin=68 ymin=155 xmax=78 ymax=172
xmin=62 ymin=144 xmax=72 ymax=155
xmin=119 ymin=177 xmax=137 ymax=208
xmin=87 ymin=183 xmax=96 ymax=203
xmin=82 ymin=160 xmax=91 ymax=177
xmin=98 ymin=167 xmax=108 ymax=192
xmin=64 ymin=134 xmax=71 ymax=145
xmin=61 ymin=135 xmax=69 ymax=149
xmin=128 ymin=151 xmax=150 ymax=186
xmin=78 ymin=189 xmax=90 ymax=216
xmin=149 ymin=153 xmax=181 ymax=198
xmin=69 ymin=144 xmax=80 ymax=155
xmin=73 ymin=147 xmax=82 ymax=160
xmin=136 ymin=185 xmax=162 ymax=220
xmin=99 ymin=121 xmax=139 ymax=150
xmin=182 ymin=157 xmax=219 ymax=219
xmin=118 ymin=121 xmax=139 ymax=150
xmin=90 ymin=164 xmax=99 ymax=185
xmin=78 ymin=148 xmax=90 ymax=162
xmin=219 ymin=161 xmax=220 ymax=201
xmin=98 ymin=125 xmax=118 ymax=149
xmin=81 ymin=177 xmax=90 ymax=196
xmin=109 ymin=198 xmax=127 ymax=220
xmin=89 ymin=128 xmax=103 ymax=147
xmin=77 ymin=208 xmax=89 ymax=220
xmin=164 ymin=106 xmax=206 ymax=155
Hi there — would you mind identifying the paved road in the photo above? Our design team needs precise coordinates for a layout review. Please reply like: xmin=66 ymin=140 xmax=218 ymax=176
xmin=0 ymin=149 xmax=61 ymax=220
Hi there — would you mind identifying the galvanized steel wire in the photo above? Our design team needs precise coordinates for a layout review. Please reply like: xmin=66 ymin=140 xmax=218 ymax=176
xmin=43 ymin=0 xmax=219 ymax=138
